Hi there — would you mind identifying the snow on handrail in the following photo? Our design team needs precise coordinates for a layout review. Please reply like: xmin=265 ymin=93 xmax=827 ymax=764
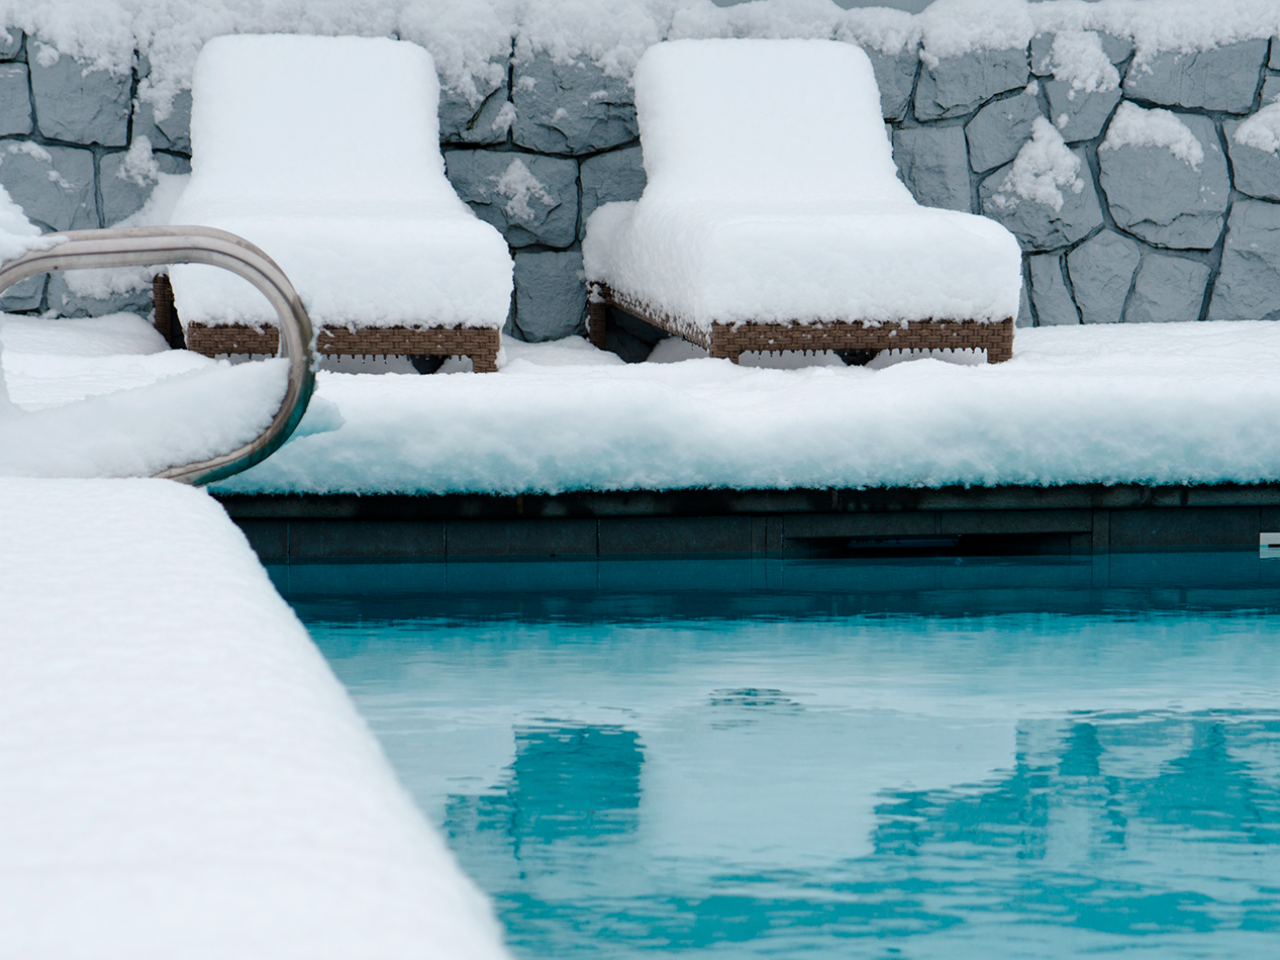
xmin=0 ymin=225 xmax=315 ymax=485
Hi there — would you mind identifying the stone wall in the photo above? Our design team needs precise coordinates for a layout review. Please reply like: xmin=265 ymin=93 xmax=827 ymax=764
xmin=3 ymin=29 xmax=1280 ymax=355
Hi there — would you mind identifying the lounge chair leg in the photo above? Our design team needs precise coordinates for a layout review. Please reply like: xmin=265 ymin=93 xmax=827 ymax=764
xmin=587 ymin=288 xmax=608 ymax=351
xmin=152 ymin=274 xmax=179 ymax=349
xmin=836 ymin=349 xmax=878 ymax=366
xmin=471 ymin=350 xmax=499 ymax=373
xmin=409 ymin=355 xmax=445 ymax=374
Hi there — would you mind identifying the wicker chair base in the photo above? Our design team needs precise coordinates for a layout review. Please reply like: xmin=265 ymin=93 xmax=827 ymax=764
xmin=156 ymin=276 xmax=500 ymax=372
xmin=587 ymin=283 xmax=1014 ymax=364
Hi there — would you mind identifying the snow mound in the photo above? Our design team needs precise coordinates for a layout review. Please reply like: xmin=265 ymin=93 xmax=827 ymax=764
xmin=1047 ymin=30 xmax=1120 ymax=96
xmin=583 ymin=38 xmax=1021 ymax=329
xmin=1101 ymin=101 xmax=1204 ymax=169
xmin=1234 ymin=103 xmax=1280 ymax=155
xmin=0 ymin=476 xmax=510 ymax=958
xmin=169 ymin=34 xmax=512 ymax=330
xmin=990 ymin=117 xmax=1085 ymax=213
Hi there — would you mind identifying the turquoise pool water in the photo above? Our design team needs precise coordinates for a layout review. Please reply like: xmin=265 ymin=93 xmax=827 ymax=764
xmin=285 ymin=555 xmax=1280 ymax=958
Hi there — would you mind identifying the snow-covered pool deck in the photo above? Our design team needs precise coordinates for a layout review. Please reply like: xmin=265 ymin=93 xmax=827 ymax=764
xmin=231 ymin=320 xmax=1280 ymax=495
xmin=8 ymin=315 xmax=1279 ymax=494
xmin=0 ymin=478 xmax=509 ymax=958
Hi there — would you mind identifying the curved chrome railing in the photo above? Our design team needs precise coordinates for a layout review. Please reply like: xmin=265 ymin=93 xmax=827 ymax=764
xmin=0 ymin=226 xmax=314 ymax=485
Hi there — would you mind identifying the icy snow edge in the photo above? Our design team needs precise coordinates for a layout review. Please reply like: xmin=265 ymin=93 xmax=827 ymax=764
xmin=4 ymin=0 xmax=1280 ymax=118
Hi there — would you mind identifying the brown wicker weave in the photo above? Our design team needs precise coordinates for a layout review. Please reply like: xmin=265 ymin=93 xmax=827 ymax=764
xmin=588 ymin=283 xmax=1014 ymax=364
xmin=155 ymin=274 xmax=500 ymax=372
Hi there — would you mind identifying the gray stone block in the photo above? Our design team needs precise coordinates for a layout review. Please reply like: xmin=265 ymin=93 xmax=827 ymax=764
xmin=1122 ymin=40 xmax=1269 ymax=114
xmin=133 ymin=90 xmax=192 ymax=154
xmin=866 ymin=45 xmax=918 ymax=121
xmin=1098 ymin=112 xmax=1228 ymax=250
xmin=1044 ymin=80 xmax=1121 ymax=142
xmin=1208 ymin=199 xmax=1280 ymax=321
xmin=1028 ymin=252 xmax=1079 ymax=325
xmin=513 ymin=247 xmax=587 ymax=341
xmin=0 ymin=63 xmax=31 ymax=136
xmin=966 ymin=91 xmax=1043 ymax=173
xmin=29 ymin=48 xmax=130 ymax=146
xmin=440 ymin=77 xmax=510 ymax=146
xmin=1272 ymin=38 xmax=1279 ymax=70
xmin=579 ymin=145 xmax=645 ymax=238
xmin=915 ymin=46 xmax=1029 ymax=120
xmin=1261 ymin=73 xmax=1280 ymax=106
xmin=1016 ymin=281 xmax=1032 ymax=327
xmin=1225 ymin=119 xmax=1280 ymax=202
xmin=980 ymin=146 xmax=1102 ymax=250
xmin=1126 ymin=253 xmax=1210 ymax=323
xmin=0 ymin=274 xmax=45 ymax=313
xmin=0 ymin=142 xmax=96 ymax=230
xmin=0 ymin=28 xmax=20 ymax=61
xmin=444 ymin=149 xmax=578 ymax=248
xmin=1066 ymin=230 xmax=1140 ymax=324
xmin=45 ymin=271 xmax=153 ymax=318
xmin=99 ymin=149 xmax=190 ymax=225
xmin=892 ymin=125 xmax=971 ymax=211
xmin=511 ymin=54 xmax=637 ymax=155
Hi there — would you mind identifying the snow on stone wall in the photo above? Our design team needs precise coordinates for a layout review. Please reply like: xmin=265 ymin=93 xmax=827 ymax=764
xmin=3 ymin=6 xmax=1280 ymax=343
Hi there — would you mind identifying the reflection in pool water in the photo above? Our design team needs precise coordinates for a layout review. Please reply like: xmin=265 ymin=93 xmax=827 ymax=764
xmin=292 ymin=555 xmax=1280 ymax=958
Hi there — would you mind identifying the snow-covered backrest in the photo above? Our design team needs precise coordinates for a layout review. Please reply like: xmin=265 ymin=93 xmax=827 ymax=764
xmin=181 ymin=35 xmax=466 ymax=218
xmin=634 ymin=39 xmax=914 ymax=206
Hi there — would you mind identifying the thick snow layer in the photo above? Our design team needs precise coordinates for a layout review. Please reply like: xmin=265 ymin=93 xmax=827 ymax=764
xmin=1046 ymin=29 xmax=1119 ymax=96
xmin=582 ymin=39 xmax=1021 ymax=327
xmin=1101 ymin=101 xmax=1204 ymax=169
xmin=0 ymin=477 xmax=509 ymax=958
xmin=212 ymin=322 xmax=1280 ymax=496
xmin=6 ymin=1 xmax=1280 ymax=121
xmin=169 ymin=35 xmax=512 ymax=330
xmin=990 ymin=117 xmax=1085 ymax=213
xmin=0 ymin=312 xmax=294 ymax=477
xmin=1234 ymin=103 xmax=1280 ymax=155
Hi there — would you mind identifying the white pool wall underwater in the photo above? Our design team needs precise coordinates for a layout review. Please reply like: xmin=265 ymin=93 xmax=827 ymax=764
xmin=0 ymin=477 xmax=511 ymax=960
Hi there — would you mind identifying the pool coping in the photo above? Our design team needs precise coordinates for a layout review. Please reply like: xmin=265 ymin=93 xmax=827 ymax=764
xmin=215 ymin=483 xmax=1280 ymax=562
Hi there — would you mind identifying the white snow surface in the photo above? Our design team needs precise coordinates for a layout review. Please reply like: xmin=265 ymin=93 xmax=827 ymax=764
xmin=5 ymin=1 xmax=1280 ymax=121
xmin=990 ymin=117 xmax=1085 ymax=213
xmin=582 ymin=38 xmax=1022 ymax=328
xmin=1101 ymin=101 xmax=1205 ymax=169
xmin=0 ymin=477 xmax=509 ymax=959
xmin=0 ymin=182 xmax=62 ymax=267
xmin=0 ymin=313 xmax=295 ymax=478
xmin=169 ymin=35 xmax=512 ymax=330
xmin=209 ymin=322 xmax=1280 ymax=496
xmin=1234 ymin=103 xmax=1280 ymax=155
xmin=1046 ymin=29 xmax=1119 ymax=96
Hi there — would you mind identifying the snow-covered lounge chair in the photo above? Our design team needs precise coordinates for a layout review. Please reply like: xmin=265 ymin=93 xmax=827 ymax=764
xmin=166 ymin=35 xmax=512 ymax=372
xmin=583 ymin=39 xmax=1022 ymax=365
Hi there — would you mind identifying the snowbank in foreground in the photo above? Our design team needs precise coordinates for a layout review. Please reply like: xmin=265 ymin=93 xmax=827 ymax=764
xmin=213 ymin=322 xmax=1280 ymax=495
xmin=0 ymin=478 xmax=509 ymax=958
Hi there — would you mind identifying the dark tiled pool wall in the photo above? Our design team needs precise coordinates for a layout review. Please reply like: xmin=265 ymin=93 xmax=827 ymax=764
xmin=5 ymin=31 xmax=1280 ymax=339
xmin=219 ymin=483 xmax=1280 ymax=562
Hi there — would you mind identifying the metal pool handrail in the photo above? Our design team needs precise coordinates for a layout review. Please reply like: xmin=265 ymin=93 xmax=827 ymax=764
xmin=0 ymin=225 xmax=314 ymax=485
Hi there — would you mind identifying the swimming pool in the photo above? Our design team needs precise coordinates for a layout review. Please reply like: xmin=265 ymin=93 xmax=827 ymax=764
xmin=285 ymin=554 xmax=1280 ymax=958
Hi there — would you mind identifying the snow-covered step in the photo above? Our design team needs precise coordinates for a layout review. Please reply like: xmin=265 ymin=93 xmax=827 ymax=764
xmin=0 ymin=478 xmax=508 ymax=960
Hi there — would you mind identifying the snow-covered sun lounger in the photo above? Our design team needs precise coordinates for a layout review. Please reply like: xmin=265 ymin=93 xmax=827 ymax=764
xmin=168 ymin=35 xmax=513 ymax=372
xmin=582 ymin=39 xmax=1022 ymax=365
